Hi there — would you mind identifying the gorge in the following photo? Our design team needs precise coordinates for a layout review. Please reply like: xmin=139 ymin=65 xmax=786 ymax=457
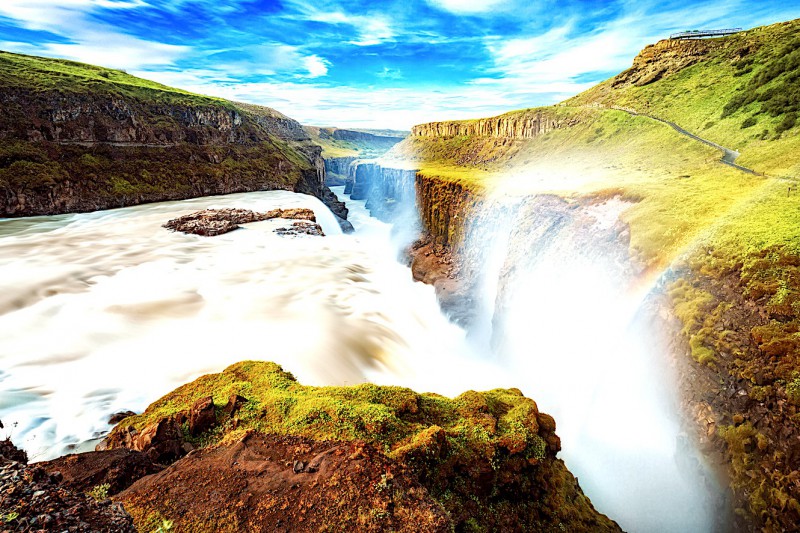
xmin=2 ymin=14 xmax=800 ymax=533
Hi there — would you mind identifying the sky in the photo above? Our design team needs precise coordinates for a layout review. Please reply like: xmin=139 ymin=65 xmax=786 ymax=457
xmin=0 ymin=0 xmax=797 ymax=129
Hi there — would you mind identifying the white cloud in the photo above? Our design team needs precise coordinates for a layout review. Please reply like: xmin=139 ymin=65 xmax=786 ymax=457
xmin=286 ymin=5 xmax=396 ymax=46
xmin=426 ymin=0 xmax=512 ymax=14
xmin=131 ymin=68 xmax=532 ymax=129
xmin=301 ymin=55 xmax=330 ymax=77
xmin=0 ymin=0 xmax=189 ymax=70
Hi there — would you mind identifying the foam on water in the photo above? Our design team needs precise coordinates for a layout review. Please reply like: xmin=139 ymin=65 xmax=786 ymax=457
xmin=0 ymin=190 xmax=502 ymax=460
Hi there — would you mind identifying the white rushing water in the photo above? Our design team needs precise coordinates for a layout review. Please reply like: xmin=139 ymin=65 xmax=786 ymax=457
xmin=0 ymin=189 xmax=503 ymax=461
xmin=0 ymin=185 xmax=720 ymax=532
xmin=465 ymin=192 xmax=721 ymax=533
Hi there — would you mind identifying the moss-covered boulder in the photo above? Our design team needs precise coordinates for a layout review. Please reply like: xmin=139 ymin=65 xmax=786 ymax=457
xmin=106 ymin=361 xmax=620 ymax=532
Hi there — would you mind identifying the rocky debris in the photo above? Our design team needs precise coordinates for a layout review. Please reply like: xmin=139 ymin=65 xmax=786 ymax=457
xmin=100 ymin=389 xmax=246 ymax=464
xmin=222 ymin=393 xmax=248 ymax=419
xmin=101 ymin=415 xmax=186 ymax=464
xmin=612 ymin=38 xmax=715 ymax=88
xmin=0 ymin=438 xmax=28 ymax=465
xmin=108 ymin=411 xmax=136 ymax=425
xmin=117 ymin=432 xmax=451 ymax=533
xmin=0 ymin=440 xmax=135 ymax=532
xmin=163 ymin=207 xmax=317 ymax=236
xmin=274 ymin=221 xmax=325 ymax=237
xmin=39 ymin=448 xmax=163 ymax=496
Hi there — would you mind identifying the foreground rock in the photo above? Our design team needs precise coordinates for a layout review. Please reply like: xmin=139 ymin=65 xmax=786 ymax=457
xmin=119 ymin=432 xmax=450 ymax=532
xmin=40 ymin=448 xmax=163 ymax=496
xmin=163 ymin=207 xmax=317 ymax=236
xmin=100 ymin=361 xmax=620 ymax=532
xmin=0 ymin=439 xmax=135 ymax=532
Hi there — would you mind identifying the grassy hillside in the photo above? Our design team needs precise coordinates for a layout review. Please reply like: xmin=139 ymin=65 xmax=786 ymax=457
xmin=569 ymin=19 xmax=800 ymax=177
xmin=394 ymin=18 xmax=800 ymax=529
xmin=304 ymin=126 xmax=406 ymax=158
xmin=0 ymin=51 xmax=321 ymax=216
xmin=0 ymin=51 xmax=232 ymax=109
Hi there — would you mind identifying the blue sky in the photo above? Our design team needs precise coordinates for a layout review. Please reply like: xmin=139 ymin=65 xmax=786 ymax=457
xmin=0 ymin=0 xmax=797 ymax=129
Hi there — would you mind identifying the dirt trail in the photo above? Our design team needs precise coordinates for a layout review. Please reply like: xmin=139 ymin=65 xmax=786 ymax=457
xmin=610 ymin=106 xmax=758 ymax=174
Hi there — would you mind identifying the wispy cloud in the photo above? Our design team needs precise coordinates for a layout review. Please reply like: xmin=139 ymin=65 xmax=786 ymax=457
xmin=0 ymin=0 xmax=188 ymax=69
xmin=0 ymin=0 xmax=796 ymax=128
xmin=425 ymin=0 xmax=513 ymax=15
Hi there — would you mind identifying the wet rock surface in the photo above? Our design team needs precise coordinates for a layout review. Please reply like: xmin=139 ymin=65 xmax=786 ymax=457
xmin=274 ymin=221 xmax=325 ymax=237
xmin=163 ymin=207 xmax=317 ymax=236
xmin=0 ymin=440 xmax=135 ymax=532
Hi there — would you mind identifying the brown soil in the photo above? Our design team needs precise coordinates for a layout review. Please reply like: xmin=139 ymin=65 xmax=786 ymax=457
xmin=0 ymin=440 xmax=135 ymax=532
xmin=117 ymin=431 xmax=450 ymax=533
xmin=39 ymin=448 xmax=163 ymax=496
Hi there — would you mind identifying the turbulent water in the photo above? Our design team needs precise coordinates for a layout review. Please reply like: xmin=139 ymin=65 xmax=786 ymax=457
xmin=1 ymin=185 xmax=721 ymax=532
xmin=0 ymin=189 xmax=502 ymax=461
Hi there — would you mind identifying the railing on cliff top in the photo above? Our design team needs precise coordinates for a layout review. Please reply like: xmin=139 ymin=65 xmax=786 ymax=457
xmin=669 ymin=28 xmax=742 ymax=39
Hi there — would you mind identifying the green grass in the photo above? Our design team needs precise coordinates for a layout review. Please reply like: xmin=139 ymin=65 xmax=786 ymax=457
xmin=112 ymin=360 xmax=549 ymax=466
xmin=568 ymin=19 xmax=800 ymax=178
xmin=303 ymin=126 xmax=404 ymax=159
xmin=0 ymin=50 xmax=230 ymax=109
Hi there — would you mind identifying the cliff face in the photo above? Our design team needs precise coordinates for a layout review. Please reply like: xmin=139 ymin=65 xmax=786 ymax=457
xmin=323 ymin=156 xmax=357 ymax=186
xmin=610 ymin=38 xmax=720 ymax=88
xmin=411 ymin=109 xmax=573 ymax=139
xmin=341 ymin=160 xmax=417 ymax=222
xmin=0 ymin=52 xmax=345 ymax=218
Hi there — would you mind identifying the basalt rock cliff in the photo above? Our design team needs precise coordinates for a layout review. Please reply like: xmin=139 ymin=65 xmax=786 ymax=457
xmin=0 ymin=51 xmax=346 ymax=220
xmin=411 ymin=109 xmax=575 ymax=139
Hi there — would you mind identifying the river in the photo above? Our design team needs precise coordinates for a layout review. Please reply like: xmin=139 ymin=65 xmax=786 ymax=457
xmin=1 ymin=187 xmax=720 ymax=532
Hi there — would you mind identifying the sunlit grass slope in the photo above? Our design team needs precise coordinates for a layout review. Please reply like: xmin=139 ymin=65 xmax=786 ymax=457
xmin=569 ymin=18 xmax=800 ymax=177
xmin=303 ymin=126 xmax=406 ymax=159
xmin=393 ymin=18 xmax=800 ymax=526
xmin=0 ymin=50 xmax=233 ymax=108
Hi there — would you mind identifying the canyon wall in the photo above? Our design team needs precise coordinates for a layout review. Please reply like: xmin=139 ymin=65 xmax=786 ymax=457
xmin=343 ymin=160 xmax=417 ymax=222
xmin=0 ymin=56 xmax=346 ymax=219
xmin=411 ymin=109 xmax=576 ymax=139
xmin=323 ymin=156 xmax=357 ymax=186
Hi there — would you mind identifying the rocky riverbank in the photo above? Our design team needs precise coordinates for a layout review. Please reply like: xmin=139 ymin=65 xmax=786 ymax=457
xmin=5 ymin=362 xmax=619 ymax=532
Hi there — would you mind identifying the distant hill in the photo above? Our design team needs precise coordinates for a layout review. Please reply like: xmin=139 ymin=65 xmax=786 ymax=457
xmin=0 ymin=51 xmax=343 ymax=218
xmin=569 ymin=18 xmax=800 ymax=177
xmin=303 ymin=125 xmax=407 ymax=159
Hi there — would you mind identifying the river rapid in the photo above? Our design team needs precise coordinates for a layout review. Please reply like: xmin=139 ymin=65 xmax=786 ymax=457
xmin=1 ymin=187 xmax=720 ymax=532
xmin=0 ymin=189 xmax=502 ymax=461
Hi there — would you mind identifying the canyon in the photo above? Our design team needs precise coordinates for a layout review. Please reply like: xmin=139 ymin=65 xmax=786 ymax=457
xmin=2 ymin=16 xmax=800 ymax=533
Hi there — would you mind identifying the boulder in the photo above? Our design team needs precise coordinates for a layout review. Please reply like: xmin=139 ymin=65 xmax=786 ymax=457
xmin=188 ymin=396 xmax=216 ymax=436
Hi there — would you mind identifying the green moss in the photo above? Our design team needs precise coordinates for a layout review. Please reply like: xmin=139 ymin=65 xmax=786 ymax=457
xmin=111 ymin=361 xmax=550 ymax=465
